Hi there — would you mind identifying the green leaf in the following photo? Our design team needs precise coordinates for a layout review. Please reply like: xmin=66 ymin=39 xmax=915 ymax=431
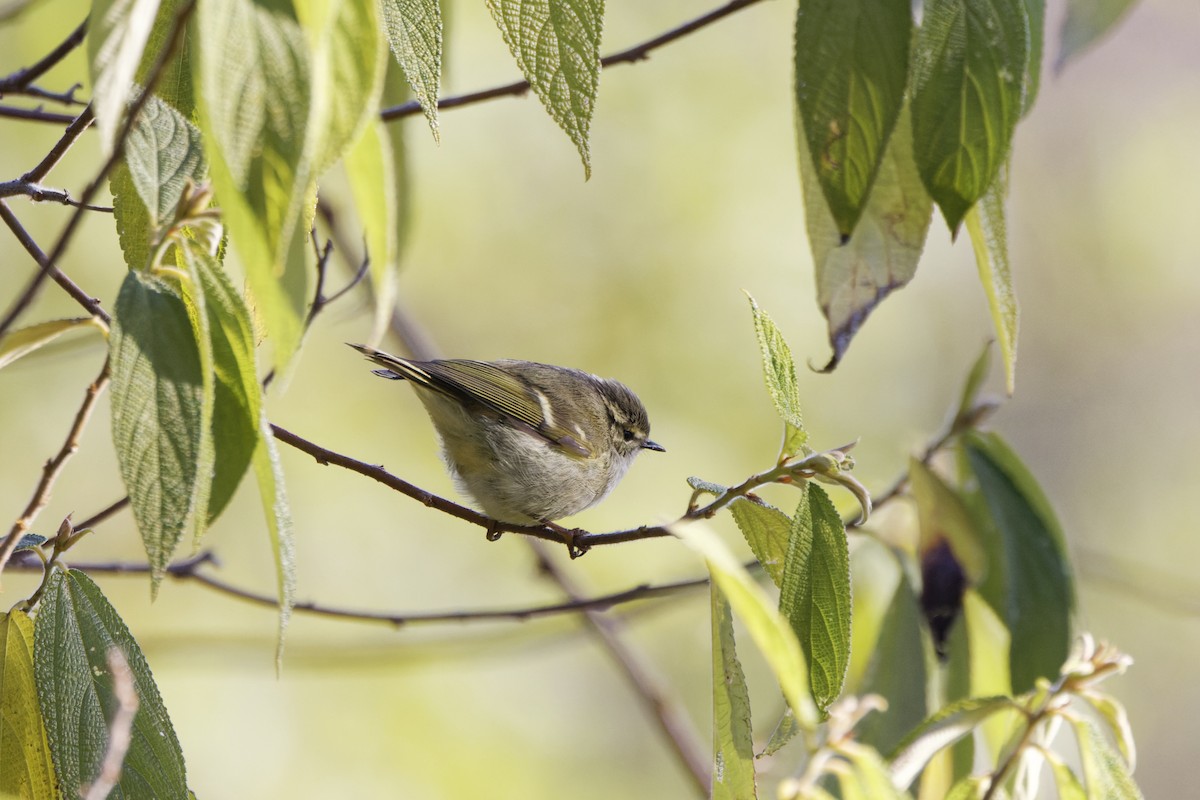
xmin=802 ymin=105 xmax=933 ymax=371
xmin=688 ymin=476 xmax=728 ymax=497
xmin=0 ymin=318 xmax=100 ymax=371
xmin=254 ymin=411 xmax=296 ymax=670
xmin=794 ymin=0 xmax=912 ymax=238
xmin=109 ymin=270 xmax=209 ymax=591
xmin=296 ymin=0 xmax=386 ymax=175
xmin=195 ymin=0 xmax=313 ymax=371
xmin=1040 ymin=747 xmax=1088 ymax=800
xmin=710 ymin=584 xmax=757 ymax=800
xmin=380 ymin=0 xmax=443 ymax=140
xmin=486 ymin=0 xmax=604 ymax=178
xmin=911 ymin=0 xmax=1029 ymax=233
xmin=112 ymin=160 xmax=156 ymax=273
xmin=14 ymin=534 xmax=48 ymax=552
xmin=1079 ymin=691 xmax=1136 ymax=771
xmin=86 ymin=0 xmax=163 ymax=155
xmin=125 ymin=94 xmax=206 ymax=225
xmin=761 ymin=708 xmax=801 ymax=758
xmin=854 ymin=576 xmax=927 ymax=757
xmin=138 ymin=0 xmax=197 ymax=116
xmin=746 ymin=293 xmax=807 ymax=456
xmin=909 ymin=459 xmax=987 ymax=584
xmin=179 ymin=242 xmax=262 ymax=524
xmin=964 ymin=169 xmax=1018 ymax=395
xmin=837 ymin=741 xmax=906 ymax=800
xmin=956 ymin=342 xmax=992 ymax=423
xmin=345 ymin=118 xmax=401 ymax=343
xmin=673 ymin=523 xmax=819 ymax=729
xmin=778 ymin=483 xmax=851 ymax=713
xmin=1057 ymin=0 xmax=1140 ymax=71
xmin=33 ymin=570 xmax=187 ymax=798
xmin=965 ymin=432 xmax=1073 ymax=693
xmin=889 ymin=696 xmax=1015 ymax=789
xmin=728 ymin=497 xmax=790 ymax=587
xmin=1069 ymin=714 xmax=1144 ymax=800
xmin=944 ymin=775 xmax=990 ymax=800
xmin=0 ymin=612 xmax=56 ymax=800
xmin=1021 ymin=0 xmax=1045 ymax=115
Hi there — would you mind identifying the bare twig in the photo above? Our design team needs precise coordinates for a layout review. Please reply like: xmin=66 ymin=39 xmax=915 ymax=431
xmin=381 ymin=0 xmax=769 ymax=122
xmin=82 ymin=648 xmax=139 ymax=800
xmin=8 ymin=549 xmax=715 ymax=626
xmin=23 ymin=104 xmax=95 ymax=183
xmin=0 ymin=104 xmax=75 ymax=124
xmin=0 ymin=357 xmax=111 ymax=578
xmin=0 ymin=18 xmax=87 ymax=92
xmin=0 ymin=178 xmax=112 ymax=210
xmin=528 ymin=539 xmax=711 ymax=796
xmin=75 ymin=497 xmax=131 ymax=531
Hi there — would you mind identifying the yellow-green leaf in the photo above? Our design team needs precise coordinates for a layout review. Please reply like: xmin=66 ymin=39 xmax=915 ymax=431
xmin=254 ymin=412 xmax=296 ymax=670
xmin=728 ymin=497 xmax=790 ymax=587
xmin=0 ymin=612 xmax=56 ymax=800
xmin=195 ymin=0 xmax=313 ymax=370
xmin=0 ymin=318 xmax=100 ymax=371
xmin=1069 ymin=714 xmax=1144 ymax=800
xmin=802 ymin=105 xmax=933 ymax=371
xmin=965 ymin=168 xmax=1018 ymax=395
xmin=345 ymin=119 xmax=401 ymax=343
xmin=673 ymin=523 xmax=819 ymax=729
xmin=124 ymin=94 xmax=206 ymax=226
xmin=746 ymin=293 xmax=807 ymax=457
xmin=486 ymin=0 xmax=604 ymax=178
xmin=86 ymin=0 xmax=163 ymax=154
xmin=710 ymin=584 xmax=757 ymax=800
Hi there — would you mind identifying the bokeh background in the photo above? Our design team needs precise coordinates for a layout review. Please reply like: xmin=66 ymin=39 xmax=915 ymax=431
xmin=1 ymin=0 xmax=1197 ymax=796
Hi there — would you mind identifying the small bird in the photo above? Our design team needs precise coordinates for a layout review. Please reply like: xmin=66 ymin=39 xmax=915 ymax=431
xmin=349 ymin=344 xmax=664 ymax=525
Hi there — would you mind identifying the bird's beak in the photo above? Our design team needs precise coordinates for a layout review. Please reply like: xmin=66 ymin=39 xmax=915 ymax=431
xmin=642 ymin=439 xmax=666 ymax=452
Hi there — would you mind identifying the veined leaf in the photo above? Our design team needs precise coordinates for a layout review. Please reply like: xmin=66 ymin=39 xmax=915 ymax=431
xmin=86 ymin=0 xmax=162 ymax=155
xmin=486 ymin=0 xmax=604 ymax=178
xmin=1057 ymin=0 xmax=1140 ymax=71
xmin=125 ymin=94 xmax=206 ymax=225
xmin=0 ymin=612 xmax=56 ymax=800
xmin=1079 ymin=691 xmax=1136 ymax=771
xmin=673 ymin=523 xmax=819 ymax=729
xmin=728 ymin=497 xmax=790 ymax=587
xmin=710 ymin=584 xmax=757 ymax=800
xmin=761 ymin=708 xmax=801 ymax=758
xmin=296 ymin=0 xmax=386 ymax=175
xmin=33 ymin=570 xmax=187 ymax=798
xmin=966 ymin=432 xmax=1073 ymax=694
xmin=794 ymin=0 xmax=911 ymax=238
xmin=346 ymin=119 xmax=401 ymax=344
xmin=889 ymin=696 xmax=1015 ymax=790
xmin=178 ymin=242 xmax=262 ymax=524
xmin=802 ymin=105 xmax=933 ymax=372
xmin=746 ymin=293 xmax=807 ymax=457
xmin=911 ymin=0 xmax=1029 ymax=233
xmin=778 ymin=483 xmax=851 ymax=713
xmin=380 ymin=0 xmax=443 ymax=139
xmin=195 ymin=0 xmax=313 ymax=371
xmin=254 ymin=410 xmax=296 ymax=670
xmin=109 ymin=270 xmax=209 ymax=591
xmin=965 ymin=168 xmax=1018 ymax=395
xmin=0 ymin=318 xmax=100 ymax=371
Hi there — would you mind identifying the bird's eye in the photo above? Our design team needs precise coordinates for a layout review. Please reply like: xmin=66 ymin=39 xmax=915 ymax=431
xmin=622 ymin=429 xmax=638 ymax=442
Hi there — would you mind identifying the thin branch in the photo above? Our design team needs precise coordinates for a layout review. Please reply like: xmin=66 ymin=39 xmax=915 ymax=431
xmin=0 ymin=104 xmax=76 ymax=124
xmin=528 ymin=539 xmax=711 ymax=796
xmin=0 ymin=357 xmax=111 ymax=578
xmin=23 ymin=104 xmax=95 ymax=183
xmin=0 ymin=200 xmax=110 ymax=338
xmin=380 ymin=0 xmax=769 ymax=122
xmin=9 ymin=550 xmax=714 ymax=626
xmin=0 ymin=18 xmax=87 ymax=92
xmin=0 ymin=178 xmax=113 ymax=210
xmin=74 ymin=497 xmax=131 ymax=532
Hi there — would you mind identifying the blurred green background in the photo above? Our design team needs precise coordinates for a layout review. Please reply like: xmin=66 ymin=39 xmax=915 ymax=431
xmin=1 ymin=0 xmax=1197 ymax=796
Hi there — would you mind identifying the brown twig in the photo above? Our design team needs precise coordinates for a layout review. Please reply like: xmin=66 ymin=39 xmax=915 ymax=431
xmin=528 ymin=539 xmax=711 ymax=796
xmin=0 ymin=178 xmax=112 ymax=210
xmin=23 ymin=104 xmax=95 ymax=183
xmin=380 ymin=0 xmax=769 ymax=122
xmin=0 ymin=357 xmax=111 ymax=578
xmin=74 ymin=497 xmax=131 ymax=531
xmin=0 ymin=104 xmax=76 ymax=124
xmin=0 ymin=18 xmax=88 ymax=93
